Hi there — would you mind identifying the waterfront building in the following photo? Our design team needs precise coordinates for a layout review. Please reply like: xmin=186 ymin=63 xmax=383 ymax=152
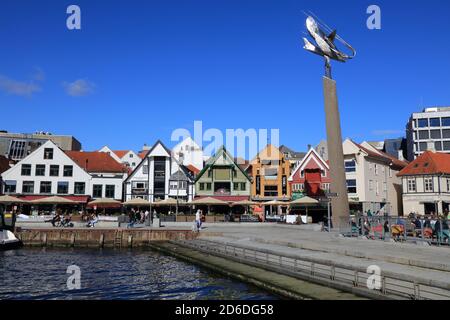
xmin=288 ymin=147 xmax=331 ymax=199
xmin=343 ymin=139 xmax=407 ymax=215
xmin=279 ymin=145 xmax=306 ymax=170
xmin=98 ymin=146 xmax=141 ymax=170
xmin=397 ymin=151 xmax=450 ymax=215
xmin=0 ymin=140 xmax=127 ymax=208
xmin=124 ymin=140 xmax=195 ymax=202
xmin=0 ymin=130 xmax=81 ymax=161
xmin=314 ymin=140 xmax=329 ymax=161
xmin=406 ymin=106 xmax=450 ymax=160
xmin=0 ymin=155 xmax=11 ymax=195
xmin=249 ymin=144 xmax=291 ymax=201
xmin=194 ymin=145 xmax=251 ymax=206
xmin=171 ymin=136 xmax=204 ymax=172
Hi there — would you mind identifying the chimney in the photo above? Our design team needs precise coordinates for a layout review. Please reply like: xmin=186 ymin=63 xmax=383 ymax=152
xmin=397 ymin=150 xmax=405 ymax=161
xmin=307 ymin=144 xmax=312 ymax=150
xmin=426 ymin=141 xmax=436 ymax=152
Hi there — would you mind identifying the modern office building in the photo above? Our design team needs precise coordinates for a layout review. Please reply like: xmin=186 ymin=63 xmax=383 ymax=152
xmin=0 ymin=131 xmax=81 ymax=161
xmin=406 ymin=107 xmax=450 ymax=160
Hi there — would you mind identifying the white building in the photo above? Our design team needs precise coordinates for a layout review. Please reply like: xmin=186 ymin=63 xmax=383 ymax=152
xmin=1 ymin=141 xmax=127 ymax=204
xmin=406 ymin=106 xmax=450 ymax=160
xmin=342 ymin=139 xmax=407 ymax=216
xmin=398 ymin=151 xmax=450 ymax=215
xmin=171 ymin=136 xmax=204 ymax=171
xmin=124 ymin=140 xmax=195 ymax=202
xmin=99 ymin=146 xmax=141 ymax=170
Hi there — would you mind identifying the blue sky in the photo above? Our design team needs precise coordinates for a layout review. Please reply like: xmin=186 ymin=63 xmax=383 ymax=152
xmin=1 ymin=0 xmax=450 ymax=158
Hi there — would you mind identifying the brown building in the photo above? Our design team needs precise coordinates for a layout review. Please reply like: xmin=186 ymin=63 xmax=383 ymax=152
xmin=250 ymin=144 xmax=291 ymax=201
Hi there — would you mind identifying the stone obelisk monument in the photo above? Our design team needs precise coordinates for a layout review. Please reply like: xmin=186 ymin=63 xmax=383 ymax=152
xmin=302 ymin=14 xmax=355 ymax=228
xmin=323 ymin=76 xmax=349 ymax=228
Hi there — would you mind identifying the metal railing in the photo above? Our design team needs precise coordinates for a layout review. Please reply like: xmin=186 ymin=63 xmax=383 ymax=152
xmin=339 ymin=215 xmax=450 ymax=246
xmin=173 ymin=238 xmax=450 ymax=300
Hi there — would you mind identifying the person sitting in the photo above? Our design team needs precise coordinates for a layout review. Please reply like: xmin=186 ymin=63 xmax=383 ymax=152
xmin=50 ymin=212 xmax=61 ymax=227
xmin=87 ymin=213 xmax=98 ymax=228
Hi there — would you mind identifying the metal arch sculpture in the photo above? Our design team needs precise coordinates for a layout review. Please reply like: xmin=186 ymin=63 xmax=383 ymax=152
xmin=302 ymin=13 xmax=356 ymax=78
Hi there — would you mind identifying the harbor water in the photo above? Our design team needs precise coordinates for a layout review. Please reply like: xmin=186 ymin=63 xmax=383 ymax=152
xmin=0 ymin=247 xmax=276 ymax=300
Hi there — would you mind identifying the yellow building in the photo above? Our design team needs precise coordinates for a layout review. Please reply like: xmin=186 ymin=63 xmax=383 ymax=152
xmin=250 ymin=144 xmax=291 ymax=201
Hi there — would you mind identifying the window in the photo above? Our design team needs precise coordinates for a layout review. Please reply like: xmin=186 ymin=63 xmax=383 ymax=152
xmin=44 ymin=148 xmax=54 ymax=159
xmin=170 ymin=181 xmax=178 ymax=190
xmin=199 ymin=183 xmax=204 ymax=191
xmin=376 ymin=181 xmax=379 ymax=196
xmin=240 ymin=182 xmax=246 ymax=190
xmin=430 ymin=118 xmax=440 ymax=127
xmin=93 ymin=185 xmax=103 ymax=198
xmin=132 ymin=162 xmax=136 ymax=166
xmin=264 ymin=185 xmax=278 ymax=197
xmin=418 ymin=130 xmax=429 ymax=140
xmin=419 ymin=142 xmax=428 ymax=151
xmin=50 ymin=165 xmax=59 ymax=176
xmin=21 ymin=164 xmax=31 ymax=176
xmin=346 ymin=179 xmax=357 ymax=194
xmin=389 ymin=168 xmax=393 ymax=178
xmin=424 ymin=177 xmax=433 ymax=192
xmin=4 ymin=180 xmax=16 ymax=193
xmin=374 ymin=164 xmax=379 ymax=175
xmin=369 ymin=180 xmax=373 ymax=191
xmin=35 ymin=164 xmax=45 ymax=176
xmin=383 ymin=182 xmax=387 ymax=192
xmin=143 ymin=165 xmax=149 ymax=174
xmin=442 ymin=117 xmax=450 ymax=126
xmin=443 ymin=141 xmax=450 ymax=151
xmin=74 ymin=182 xmax=85 ymax=194
xmin=345 ymin=160 xmax=356 ymax=173
xmin=435 ymin=141 xmax=443 ymax=151
xmin=447 ymin=179 xmax=450 ymax=192
xmin=322 ymin=183 xmax=330 ymax=191
xmin=40 ymin=181 xmax=52 ymax=194
xmin=443 ymin=129 xmax=450 ymax=139
xmin=206 ymin=183 xmax=212 ymax=190
xmin=22 ymin=181 xmax=34 ymax=193
xmin=57 ymin=181 xmax=69 ymax=194
xmin=430 ymin=130 xmax=441 ymax=139
xmin=105 ymin=185 xmax=115 ymax=198
xmin=129 ymin=154 xmax=133 ymax=158
xmin=407 ymin=179 xmax=416 ymax=192
xmin=233 ymin=182 xmax=239 ymax=190
xmin=418 ymin=119 xmax=428 ymax=128
xmin=63 ymin=165 xmax=73 ymax=177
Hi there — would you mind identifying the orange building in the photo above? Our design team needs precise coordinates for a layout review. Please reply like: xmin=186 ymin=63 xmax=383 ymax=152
xmin=249 ymin=145 xmax=291 ymax=201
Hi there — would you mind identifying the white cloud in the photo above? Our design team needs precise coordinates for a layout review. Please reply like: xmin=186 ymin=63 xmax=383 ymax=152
xmin=63 ymin=79 xmax=95 ymax=97
xmin=371 ymin=129 xmax=404 ymax=136
xmin=0 ymin=75 xmax=41 ymax=97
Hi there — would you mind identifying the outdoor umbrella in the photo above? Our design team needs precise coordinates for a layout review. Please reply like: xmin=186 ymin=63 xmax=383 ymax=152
xmin=263 ymin=200 xmax=291 ymax=217
xmin=123 ymin=197 xmax=150 ymax=206
xmin=290 ymin=196 xmax=319 ymax=224
xmin=188 ymin=197 xmax=229 ymax=214
xmin=30 ymin=196 xmax=77 ymax=204
xmin=0 ymin=195 xmax=28 ymax=204
xmin=231 ymin=199 xmax=259 ymax=215
xmin=153 ymin=198 xmax=187 ymax=215
xmin=87 ymin=198 xmax=122 ymax=213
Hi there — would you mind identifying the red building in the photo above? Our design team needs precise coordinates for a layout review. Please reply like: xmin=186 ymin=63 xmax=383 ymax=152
xmin=288 ymin=148 xmax=331 ymax=198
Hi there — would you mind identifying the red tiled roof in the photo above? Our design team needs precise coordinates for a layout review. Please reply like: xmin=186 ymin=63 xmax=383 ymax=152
xmin=112 ymin=150 xmax=130 ymax=158
xmin=138 ymin=150 xmax=149 ymax=159
xmin=398 ymin=151 xmax=450 ymax=176
xmin=186 ymin=164 xmax=200 ymax=175
xmin=65 ymin=151 xmax=126 ymax=173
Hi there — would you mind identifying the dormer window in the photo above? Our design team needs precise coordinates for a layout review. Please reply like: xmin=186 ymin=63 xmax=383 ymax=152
xmin=44 ymin=148 xmax=53 ymax=160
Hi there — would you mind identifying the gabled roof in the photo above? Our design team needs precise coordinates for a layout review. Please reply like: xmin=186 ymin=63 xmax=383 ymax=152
xmin=279 ymin=145 xmax=306 ymax=159
xmin=397 ymin=151 xmax=450 ymax=176
xmin=146 ymin=140 xmax=171 ymax=157
xmin=359 ymin=141 xmax=408 ymax=169
xmin=138 ymin=150 xmax=148 ymax=159
xmin=112 ymin=150 xmax=131 ymax=158
xmin=195 ymin=145 xmax=251 ymax=182
xmin=288 ymin=148 xmax=329 ymax=181
xmin=65 ymin=151 xmax=126 ymax=173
